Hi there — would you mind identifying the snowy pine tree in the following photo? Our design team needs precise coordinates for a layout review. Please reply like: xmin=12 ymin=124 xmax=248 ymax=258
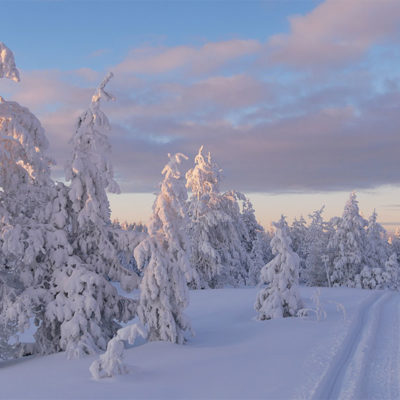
xmin=255 ymin=216 xmax=303 ymax=320
xmin=384 ymin=253 xmax=399 ymax=290
xmin=235 ymin=194 xmax=271 ymax=286
xmin=304 ymin=207 xmax=329 ymax=287
xmin=365 ymin=210 xmax=389 ymax=270
xmin=0 ymin=45 xmax=58 ymax=358
xmin=59 ymin=73 xmax=139 ymax=357
xmin=328 ymin=193 xmax=367 ymax=288
xmin=357 ymin=210 xmax=390 ymax=289
xmin=135 ymin=153 xmax=194 ymax=344
xmin=0 ymin=42 xmax=20 ymax=82
xmin=388 ymin=228 xmax=400 ymax=265
xmin=186 ymin=146 xmax=250 ymax=288
xmin=290 ymin=216 xmax=308 ymax=283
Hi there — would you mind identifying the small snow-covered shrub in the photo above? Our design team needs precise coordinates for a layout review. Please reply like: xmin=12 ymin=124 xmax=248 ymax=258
xmin=90 ymin=323 xmax=147 ymax=379
xmin=297 ymin=289 xmax=327 ymax=321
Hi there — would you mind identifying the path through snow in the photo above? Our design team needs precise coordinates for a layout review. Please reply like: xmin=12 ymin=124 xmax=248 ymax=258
xmin=312 ymin=291 xmax=400 ymax=400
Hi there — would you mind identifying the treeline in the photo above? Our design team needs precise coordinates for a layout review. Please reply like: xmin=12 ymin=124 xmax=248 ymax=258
xmin=289 ymin=194 xmax=399 ymax=290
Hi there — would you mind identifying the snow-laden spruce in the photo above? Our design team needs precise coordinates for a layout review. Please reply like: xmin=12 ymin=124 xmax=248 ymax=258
xmin=365 ymin=210 xmax=389 ymax=269
xmin=241 ymin=196 xmax=272 ymax=285
xmin=135 ymin=153 xmax=194 ymax=343
xmin=59 ymin=73 xmax=139 ymax=357
xmin=0 ymin=42 xmax=20 ymax=82
xmin=290 ymin=216 xmax=308 ymax=283
xmin=304 ymin=207 xmax=330 ymax=287
xmin=44 ymin=214 xmax=132 ymax=359
xmin=328 ymin=192 xmax=367 ymax=288
xmin=389 ymin=229 xmax=400 ymax=263
xmin=65 ymin=71 xmax=141 ymax=290
xmin=0 ymin=49 xmax=60 ymax=358
xmin=384 ymin=253 xmax=399 ymax=290
xmin=358 ymin=210 xmax=390 ymax=289
xmin=186 ymin=146 xmax=251 ymax=288
xmin=255 ymin=216 xmax=303 ymax=320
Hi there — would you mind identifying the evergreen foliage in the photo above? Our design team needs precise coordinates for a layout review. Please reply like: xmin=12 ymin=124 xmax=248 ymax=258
xmin=255 ymin=216 xmax=303 ymax=320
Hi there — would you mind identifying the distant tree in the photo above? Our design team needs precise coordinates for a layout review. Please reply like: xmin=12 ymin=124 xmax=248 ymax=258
xmin=135 ymin=153 xmax=194 ymax=343
xmin=357 ymin=210 xmax=390 ymax=289
xmin=186 ymin=146 xmax=250 ymax=288
xmin=240 ymin=195 xmax=271 ymax=285
xmin=304 ymin=207 xmax=329 ymax=287
xmin=388 ymin=228 xmax=400 ymax=264
xmin=290 ymin=216 xmax=308 ymax=283
xmin=328 ymin=193 xmax=367 ymax=287
xmin=384 ymin=253 xmax=399 ymax=290
xmin=365 ymin=210 xmax=389 ymax=270
xmin=255 ymin=216 xmax=303 ymax=320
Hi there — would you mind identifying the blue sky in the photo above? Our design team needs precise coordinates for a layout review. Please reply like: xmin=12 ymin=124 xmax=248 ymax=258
xmin=1 ymin=0 xmax=400 ymax=228
xmin=3 ymin=1 xmax=318 ymax=70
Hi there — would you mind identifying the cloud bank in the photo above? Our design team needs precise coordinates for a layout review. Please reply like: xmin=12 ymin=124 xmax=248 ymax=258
xmin=2 ymin=0 xmax=400 ymax=195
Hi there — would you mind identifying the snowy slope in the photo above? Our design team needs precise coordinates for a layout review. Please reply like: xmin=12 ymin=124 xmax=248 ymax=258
xmin=0 ymin=287 xmax=397 ymax=399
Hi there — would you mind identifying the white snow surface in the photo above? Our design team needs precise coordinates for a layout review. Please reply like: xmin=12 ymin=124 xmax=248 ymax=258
xmin=0 ymin=286 xmax=399 ymax=399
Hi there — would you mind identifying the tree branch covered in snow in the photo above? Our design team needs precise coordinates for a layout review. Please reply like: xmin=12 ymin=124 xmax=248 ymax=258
xmin=0 ymin=42 xmax=20 ymax=83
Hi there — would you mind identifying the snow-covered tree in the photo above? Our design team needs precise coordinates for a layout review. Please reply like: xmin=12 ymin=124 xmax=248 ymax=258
xmin=238 ymin=195 xmax=271 ymax=285
xmin=358 ymin=265 xmax=387 ymax=290
xmin=365 ymin=210 xmax=389 ymax=270
xmin=328 ymin=193 xmax=367 ymax=288
xmin=186 ymin=146 xmax=250 ymax=288
xmin=388 ymin=228 xmax=400 ymax=264
xmin=90 ymin=323 xmax=147 ymax=379
xmin=0 ymin=44 xmax=57 ymax=358
xmin=290 ymin=216 xmax=308 ymax=283
xmin=135 ymin=153 xmax=194 ymax=344
xmin=58 ymin=73 xmax=139 ymax=357
xmin=304 ymin=207 xmax=329 ymax=287
xmin=384 ymin=253 xmax=399 ymax=290
xmin=65 ymin=72 xmax=141 ymax=285
xmin=355 ymin=210 xmax=390 ymax=289
xmin=255 ymin=216 xmax=303 ymax=320
xmin=0 ymin=42 xmax=20 ymax=82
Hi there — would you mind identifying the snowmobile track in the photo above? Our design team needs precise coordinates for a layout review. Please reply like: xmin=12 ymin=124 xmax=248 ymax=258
xmin=312 ymin=291 xmax=396 ymax=400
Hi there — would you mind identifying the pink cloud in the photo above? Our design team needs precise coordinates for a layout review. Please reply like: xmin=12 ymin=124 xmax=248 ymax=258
xmin=108 ymin=74 xmax=273 ymax=124
xmin=267 ymin=0 xmax=400 ymax=67
xmin=114 ymin=39 xmax=262 ymax=76
xmin=4 ymin=69 xmax=91 ymax=112
xmin=2 ymin=24 xmax=399 ymax=196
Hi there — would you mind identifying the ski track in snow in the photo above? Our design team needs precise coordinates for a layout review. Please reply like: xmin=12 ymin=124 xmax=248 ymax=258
xmin=312 ymin=291 xmax=400 ymax=400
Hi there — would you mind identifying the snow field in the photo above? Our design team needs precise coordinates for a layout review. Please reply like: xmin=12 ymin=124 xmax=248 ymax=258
xmin=0 ymin=286 xmax=388 ymax=400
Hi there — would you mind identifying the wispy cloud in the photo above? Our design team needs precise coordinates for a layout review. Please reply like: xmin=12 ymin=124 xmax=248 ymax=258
xmin=114 ymin=39 xmax=262 ymax=76
xmin=266 ymin=0 xmax=400 ymax=68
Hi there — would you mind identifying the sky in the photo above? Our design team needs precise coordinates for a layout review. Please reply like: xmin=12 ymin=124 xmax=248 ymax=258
xmin=1 ymin=0 xmax=400 ymax=229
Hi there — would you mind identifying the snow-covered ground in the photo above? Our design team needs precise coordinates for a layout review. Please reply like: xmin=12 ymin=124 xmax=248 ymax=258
xmin=0 ymin=286 xmax=398 ymax=399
